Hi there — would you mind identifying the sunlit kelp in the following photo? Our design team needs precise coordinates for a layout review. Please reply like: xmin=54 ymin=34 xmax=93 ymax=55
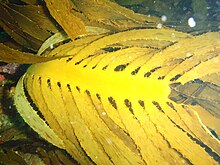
xmin=0 ymin=0 xmax=219 ymax=164
xmin=15 ymin=29 xmax=220 ymax=164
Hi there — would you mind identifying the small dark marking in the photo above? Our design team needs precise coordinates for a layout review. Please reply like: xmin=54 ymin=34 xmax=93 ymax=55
xmin=150 ymin=66 xmax=161 ymax=73
xmin=75 ymin=59 xmax=83 ymax=65
xmin=152 ymin=101 xmax=164 ymax=113
xmin=67 ymin=84 xmax=71 ymax=92
xmin=190 ymin=100 xmax=197 ymax=105
xmin=87 ymin=55 xmax=94 ymax=58
xmin=47 ymin=79 xmax=52 ymax=89
xmin=71 ymin=7 xmax=82 ymax=14
xmin=138 ymin=100 xmax=145 ymax=109
xmin=170 ymin=74 xmax=182 ymax=81
xmin=124 ymin=99 xmax=134 ymax=115
xmin=76 ymin=86 xmax=80 ymax=92
xmin=102 ymin=65 xmax=108 ymax=70
xmin=38 ymin=76 xmax=41 ymax=82
xmin=166 ymin=102 xmax=176 ymax=111
xmin=57 ymin=82 xmax=61 ymax=88
xmin=144 ymin=66 xmax=161 ymax=77
xmin=108 ymin=97 xmax=117 ymax=109
xmin=194 ymin=79 xmax=203 ymax=84
xmin=124 ymin=99 xmax=131 ymax=107
xmin=131 ymin=67 xmax=141 ymax=75
xmin=144 ymin=72 xmax=151 ymax=77
xmin=114 ymin=63 xmax=128 ymax=72
xmin=150 ymin=68 xmax=156 ymax=72
xmin=83 ymin=65 xmax=87 ymax=68
xmin=85 ymin=90 xmax=91 ymax=96
xmin=102 ymin=47 xmax=121 ymax=52
xmin=96 ymin=93 xmax=101 ymax=100
xmin=66 ymin=57 xmax=73 ymax=62
xmin=62 ymin=39 xmax=71 ymax=44
xmin=92 ymin=65 xmax=97 ymax=69
xmin=158 ymin=76 xmax=165 ymax=80
xmin=210 ymin=129 xmax=220 ymax=140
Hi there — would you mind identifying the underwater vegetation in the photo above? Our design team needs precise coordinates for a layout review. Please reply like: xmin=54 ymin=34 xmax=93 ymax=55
xmin=0 ymin=0 xmax=219 ymax=164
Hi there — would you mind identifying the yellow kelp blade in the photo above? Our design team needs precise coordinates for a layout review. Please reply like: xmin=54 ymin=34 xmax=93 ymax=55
xmin=15 ymin=29 xmax=220 ymax=164
xmin=14 ymin=75 xmax=65 ymax=149
xmin=0 ymin=43 xmax=58 ymax=64
xmin=71 ymin=0 xmax=160 ymax=31
xmin=37 ymin=27 xmax=110 ymax=56
xmin=44 ymin=0 xmax=86 ymax=40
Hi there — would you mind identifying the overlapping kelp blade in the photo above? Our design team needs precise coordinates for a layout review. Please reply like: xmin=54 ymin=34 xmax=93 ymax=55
xmin=0 ymin=43 xmax=57 ymax=64
xmin=8 ymin=3 xmax=58 ymax=34
xmin=44 ymin=0 xmax=86 ymax=40
xmin=37 ymin=26 xmax=110 ymax=56
xmin=14 ymin=28 xmax=220 ymax=164
xmin=5 ymin=5 xmax=51 ymax=42
xmin=169 ymin=80 xmax=220 ymax=118
xmin=0 ymin=0 xmax=160 ymax=62
xmin=0 ymin=4 xmax=40 ymax=50
xmin=71 ymin=0 xmax=160 ymax=30
xmin=0 ymin=2 xmax=59 ymax=51
xmin=0 ymin=29 xmax=109 ymax=64
xmin=37 ymin=31 xmax=69 ymax=56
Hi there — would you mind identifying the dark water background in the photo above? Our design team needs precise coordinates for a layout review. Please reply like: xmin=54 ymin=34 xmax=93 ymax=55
xmin=115 ymin=0 xmax=220 ymax=34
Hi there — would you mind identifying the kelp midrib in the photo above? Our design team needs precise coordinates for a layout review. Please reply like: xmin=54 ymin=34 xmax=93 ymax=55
xmin=27 ymin=55 xmax=171 ymax=102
